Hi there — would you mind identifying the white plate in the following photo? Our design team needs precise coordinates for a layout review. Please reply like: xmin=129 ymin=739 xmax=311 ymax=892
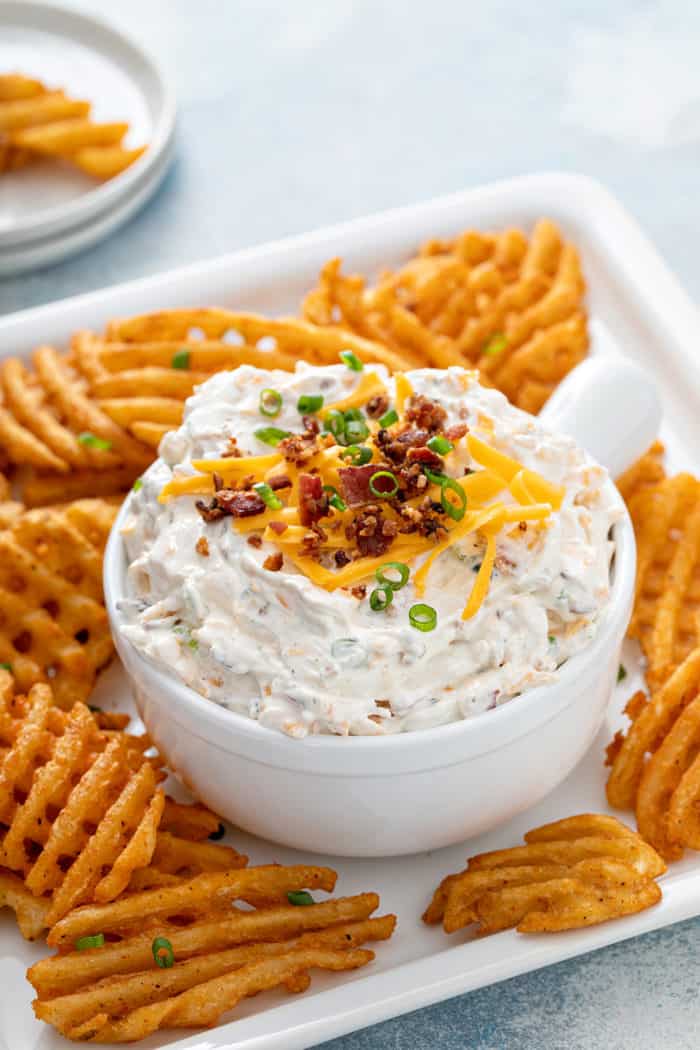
xmin=0 ymin=0 xmax=176 ymax=249
xmin=0 ymin=131 xmax=174 ymax=275
xmin=1 ymin=174 xmax=699 ymax=1050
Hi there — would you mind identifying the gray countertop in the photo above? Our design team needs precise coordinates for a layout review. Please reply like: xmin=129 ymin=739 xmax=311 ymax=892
xmin=2 ymin=2 xmax=699 ymax=1047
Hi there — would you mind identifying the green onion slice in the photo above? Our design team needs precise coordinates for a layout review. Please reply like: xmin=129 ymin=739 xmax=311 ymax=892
xmin=369 ymin=470 xmax=399 ymax=498
xmin=254 ymin=426 xmax=290 ymax=446
xmin=378 ymin=407 xmax=398 ymax=428
xmin=369 ymin=584 xmax=394 ymax=612
xmin=343 ymin=408 xmax=364 ymax=422
xmin=0 ymin=663 xmax=12 ymax=672
xmin=483 ymin=333 xmax=508 ymax=356
xmin=132 ymin=478 xmax=143 ymax=492
xmin=253 ymin=482 xmax=283 ymax=510
xmin=259 ymin=388 xmax=283 ymax=417
xmin=376 ymin=561 xmax=410 ymax=591
xmin=427 ymin=435 xmax=454 ymax=455
xmin=152 ymin=936 xmax=175 ymax=968
xmin=287 ymin=890 xmax=315 ymax=906
xmin=297 ymin=393 xmax=324 ymax=414
xmin=617 ymin=664 xmax=627 ymax=683
xmin=344 ymin=417 xmax=370 ymax=443
xmin=324 ymin=409 xmax=347 ymax=442
xmin=323 ymin=485 xmax=347 ymax=511
xmin=171 ymin=349 xmax=190 ymax=369
xmin=341 ymin=445 xmax=372 ymax=466
xmin=340 ymin=350 xmax=364 ymax=371
xmin=409 ymin=603 xmax=437 ymax=632
xmin=439 ymin=477 xmax=467 ymax=521
xmin=77 ymin=431 xmax=112 ymax=450
xmin=75 ymin=933 xmax=105 ymax=950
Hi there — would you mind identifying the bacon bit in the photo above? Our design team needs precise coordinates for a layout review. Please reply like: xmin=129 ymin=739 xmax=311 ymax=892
xmin=239 ymin=474 xmax=256 ymax=490
xmin=334 ymin=549 xmax=351 ymax=568
xmin=406 ymin=446 xmax=443 ymax=469
xmin=268 ymin=520 xmax=288 ymax=536
xmin=299 ymin=473 xmax=329 ymax=526
xmin=196 ymin=489 xmax=266 ymax=522
xmin=375 ymin=699 xmax=392 ymax=710
xmin=368 ymin=714 xmax=383 ymax=725
xmin=351 ymin=584 xmax=367 ymax=599
xmin=280 ymin=418 xmax=323 ymax=465
xmin=263 ymin=552 xmax=284 ymax=572
xmin=221 ymin=436 xmax=242 ymax=457
xmin=212 ymin=472 xmax=224 ymax=492
xmin=268 ymin=474 xmax=292 ymax=491
xmin=376 ymin=426 xmax=429 ymax=466
xmin=300 ymin=523 xmax=327 ymax=558
xmin=247 ymin=535 xmax=263 ymax=548
xmin=195 ymin=536 xmax=210 ymax=557
xmin=346 ymin=504 xmax=395 ymax=557
xmin=338 ymin=464 xmax=376 ymax=506
xmin=445 ymin=422 xmax=468 ymax=442
xmin=399 ymin=499 xmax=447 ymax=539
xmin=405 ymin=394 xmax=447 ymax=433
xmin=366 ymin=394 xmax=390 ymax=419
xmin=518 ymin=521 xmax=527 ymax=531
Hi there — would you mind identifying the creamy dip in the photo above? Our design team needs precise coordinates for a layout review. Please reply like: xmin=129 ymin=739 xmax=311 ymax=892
xmin=119 ymin=364 xmax=621 ymax=737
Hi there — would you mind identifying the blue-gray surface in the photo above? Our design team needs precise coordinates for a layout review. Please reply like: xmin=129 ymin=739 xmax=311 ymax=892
xmin=3 ymin=2 xmax=700 ymax=1046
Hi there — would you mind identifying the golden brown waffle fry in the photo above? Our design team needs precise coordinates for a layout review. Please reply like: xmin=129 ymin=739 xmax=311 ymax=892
xmin=11 ymin=119 xmax=128 ymax=156
xmin=21 ymin=466 xmax=138 ymax=508
xmin=0 ymin=470 xmax=23 ymax=527
xmin=0 ymin=499 xmax=117 ymax=706
xmin=627 ymin=473 xmax=700 ymax=689
xmin=0 ymin=867 xmax=50 ymax=940
xmin=0 ymin=73 xmax=46 ymax=102
xmin=160 ymin=798 xmax=222 ymax=840
xmin=616 ymin=441 xmax=666 ymax=504
xmin=31 ymin=885 xmax=394 ymax=1041
xmin=0 ymin=92 xmax=90 ymax=131
xmin=423 ymin=813 xmax=664 ymax=935
xmin=72 ymin=144 xmax=146 ymax=179
xmin=606 ymin=648 xmax=700 ymax=859
xmin=302 ymin=219 xmax=588 ymax=413
xmin=48 ymin=865 xmax=338 ymax=948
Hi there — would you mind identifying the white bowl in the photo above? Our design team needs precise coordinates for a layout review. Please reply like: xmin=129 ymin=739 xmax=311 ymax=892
xmin=104 ymin=357 xmax=655 ymax=857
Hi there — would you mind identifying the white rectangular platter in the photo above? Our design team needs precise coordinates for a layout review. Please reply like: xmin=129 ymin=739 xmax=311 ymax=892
xmin=2 ymin=173 xmax=700 ymax=1050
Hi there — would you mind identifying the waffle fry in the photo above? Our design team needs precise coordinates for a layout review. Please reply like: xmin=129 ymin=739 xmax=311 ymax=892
xmin=21 ymin=466 xmax=140 ymax=508
xmin=0 ymin=498 xmax=117 ymax=706
xmin=0 ymin=74 xmax=146 ymax=180
xmin=0 ymin=867 xmax=50 ymax=940
xmin=0 ymin=470 xmax=23 ymax=527
xmin=606 ymin=648 xmax=700 ymax=859
xmin=627 ymin=473 xmax=700 ymax=689
xmin=32 ymin=875 xmax=394 ymax=1042
xmin=423 ymin=814 xmax=664 ymax=935
xmin=302 ymin=219 xmax=588 ymax=413
xmin=616 ymin=441 xmax=666 ymax=505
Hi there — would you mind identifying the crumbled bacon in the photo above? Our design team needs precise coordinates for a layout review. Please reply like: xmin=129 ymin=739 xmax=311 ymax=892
xmin=267 ymin=474 xmax=292 ymax=491
xmin=376 ymin=426 xmax=429 ymax=465
xmin=334 ymin=549 xmax=351 ymax=568
xmin=405 ymin=394 xmax=447 ymax=433
xmin=398 ymin=499 xmax=447 ymax=539
xmin=351 ymin=584 xmax=367 ymax=599
xmin=345 ymin=504 xmax=395 ymax=557
xmin=280 ymin=417 xmax=328 ymax=466
xmin=406 ymin=446 xmax=443 ymax=469
xmin=247 ymin=535 xmax=263 ymax=548
xmin=301 ymin=523 xmax=327 ymax=557
xmin=445 ymin=422 xmax=468 ymax=442
xmin=263 ymin=551 xmax=284 ymax=572
xmin=268 ymin=520 xmax=288 ymax=536
xmin=338 ymin=464 xmax=376 ymax=506
xmin=299 ymin=473 xmax=329 ymax=526
xmin=366 ymin=394 xmax=390 ymax=419
xmin=196 ymin=489 xmax=266 ymax=522
xmin=195 ymin=536 xmax=210 ymax=556
xmin=221 ymin=436 xmax=242 ymax=457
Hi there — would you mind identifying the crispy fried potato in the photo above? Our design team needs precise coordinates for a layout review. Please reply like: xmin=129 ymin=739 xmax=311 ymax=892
xmin=617 ymin=441 xmax=666 ymax=504
xmin=424 ymin=813 xmax=664 ymax=936
xmin=302 ymin=219 xmax=588 ymax=413
xmin=0 ymin=867 xmax=50 ymax=940
xmin=72 ymin=144 xmax=146 ymax=179
xmin=12 ymin=119 xmax=127 ymax=155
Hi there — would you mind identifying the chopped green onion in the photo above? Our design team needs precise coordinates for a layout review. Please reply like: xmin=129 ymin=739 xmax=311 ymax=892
xmin=209 ymin=822 xmax=226 ymax=841
xmin=75 ymin=934 xmax=105 ymax=950
xmin=409 ymin=603 xmax=437 ymax=632
xmin=548 ymin=635 xmax=556 ymax=645
xmin=297 ymin=393 xmax=324 ymax=414
xmin=483 ymin=333 xmax=508 ymax=356
xmin=132 ymin=478 xmax=143 ymax=492
xmin=323 ymin=485 xmax=347 ymax=511
xmin=369 ymin=470 xmax=399 ymax=498
xmin=423 ymin=467 xmax=446 ymax=487
xmin=378 ymin=407 xmax=399 ymax=428
xmin=617 ymin=664 xmax=627 ymax=683
xmin=343 ymin=408 xmax=365 ymax=422
xmin=187 ymin=638 xmax=199 ymax=651
xmin=439 ymin=477 xmax=467 ymax=521
xmin=427 ymin=435 xmax=454 ymax=455
xmin=324 ymin=409 xmax=347 ymax=443
xmin=77 ymin=432 xmax=112 ymax=451
xmin=287 ymin=890 xmax=315 ymax=906
xmin=0 ymin=663 xmax=12 ymax=672
xmin=152 ymin=936 xmax=175 ymax=968
xmin=369 ymin=584 xmax=394 ymax=612
xmin=340 ymin=350 xmax=363 ymax=371
xmin=171 ymin=349 xmax=190 ymax=369
xmin=341 ymin=445 xmax=372 ymax=466
xmin=376 ymin=562 xmax=410 ymax=591
xmin=254 ymin=426 xmax=290 ymax=446
xmin=253 ymin=481 xmax=283 ymax=510
xmin=344 ymin=418 xmax=370 ymax=442
xmin=259 ymin=388 xmax=283 ymax=417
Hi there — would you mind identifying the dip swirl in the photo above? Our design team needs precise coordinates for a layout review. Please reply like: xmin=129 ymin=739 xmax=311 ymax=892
xmin=120 ymin=364 xmax=620 ymax=737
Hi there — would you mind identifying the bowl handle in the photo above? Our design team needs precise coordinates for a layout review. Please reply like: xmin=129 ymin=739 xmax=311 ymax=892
xmin=539 ymin=356 xmax=661 ymax=477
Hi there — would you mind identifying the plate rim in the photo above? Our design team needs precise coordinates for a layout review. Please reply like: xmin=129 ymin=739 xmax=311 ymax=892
xmin=0 ymin=0 xmax=177 ymax=246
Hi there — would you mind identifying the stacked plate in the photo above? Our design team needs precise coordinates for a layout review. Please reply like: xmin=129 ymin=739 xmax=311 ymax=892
xmin=0 ymin=1 xmax=176 ymax=275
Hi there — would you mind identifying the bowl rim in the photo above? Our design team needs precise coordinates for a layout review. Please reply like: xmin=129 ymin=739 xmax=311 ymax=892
xmin=104 ymin=475 xmax=636 ymax=754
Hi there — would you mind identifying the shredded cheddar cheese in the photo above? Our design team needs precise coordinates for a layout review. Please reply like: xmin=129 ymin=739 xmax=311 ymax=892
xmin=323 ymin=372 xmax=387 ymax=415
xmin=394 ymin=372 xmax=414 ymax=415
